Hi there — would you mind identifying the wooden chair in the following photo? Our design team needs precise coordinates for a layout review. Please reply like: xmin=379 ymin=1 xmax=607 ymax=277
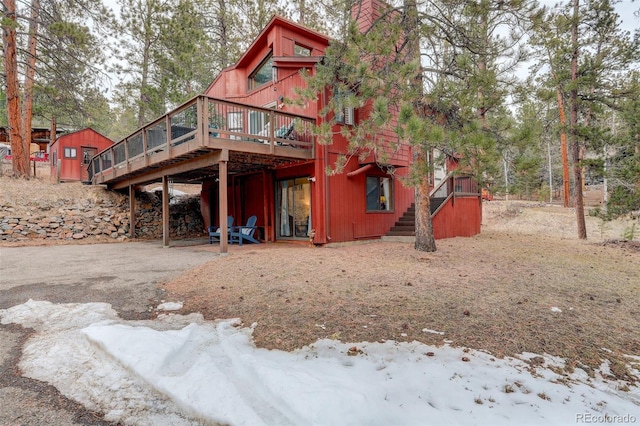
xmin=208 ymin=216 xmax=234 ymax=244
xmin=229 ymin=215 xmax=260 ymax=245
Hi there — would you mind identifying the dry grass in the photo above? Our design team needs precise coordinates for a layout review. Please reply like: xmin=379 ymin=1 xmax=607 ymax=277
xmin=0 ymin=175 xmax=125 ymax=213
xmin=2 ymin=175 xmax=639 ymax=383
xmin=164 ymin=202 xmax=640 ymax=383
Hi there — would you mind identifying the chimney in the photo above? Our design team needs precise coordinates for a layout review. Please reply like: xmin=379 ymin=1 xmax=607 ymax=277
xmin=352 ymin=0 xmax=392 ymax=33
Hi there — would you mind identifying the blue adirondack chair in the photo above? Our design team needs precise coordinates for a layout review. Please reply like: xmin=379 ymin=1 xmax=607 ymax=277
xmin=208 ymin=216 xmax=234 ymax=244
xmin=229 ymin=215 xmax=260 ymax=245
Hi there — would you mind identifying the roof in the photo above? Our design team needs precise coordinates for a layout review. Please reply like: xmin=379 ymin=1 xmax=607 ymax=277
xmin=205 ymin=15 xmax=331 ymax=94
xmin=50 ymin=128 xmax=113 ymax=148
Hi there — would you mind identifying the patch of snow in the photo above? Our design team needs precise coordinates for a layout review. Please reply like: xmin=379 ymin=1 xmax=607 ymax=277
xmin=157 ymin=302 xmax=183 ymax=311
xmin=550 ymin=307 xmax=562 ymax=313
xmin=1 ymin=300 xmax=639 ymax=426
xmin=422 ymin=328 xmax=445 ymax=335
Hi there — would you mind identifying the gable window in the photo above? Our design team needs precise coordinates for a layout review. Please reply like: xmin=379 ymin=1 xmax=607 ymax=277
xmin=366 ymin=176 xmax=393 ymax=211
xmin=64 ymin=147 xmax=77 ymax=158
xmin=294 ymin=44 xmax=311 ymax=57
xmin=249 ymin=54 xmax=274 ymax=91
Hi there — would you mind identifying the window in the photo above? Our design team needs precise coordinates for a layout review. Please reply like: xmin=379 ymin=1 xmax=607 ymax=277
xmin=64 ymin=147 xmax=77 ymax=158
xmin=334 ymin=89 xmax=356 ymax=125
xmin=366 ymin=176 xmax=393 ymax=211
xmin=249 ymin=54 xmax=274 ymax=90
xmin=52 ymin=151 xmax=57 ymax=166
xmin=294 ymin=44 xmax=311 ymax=56
xmin=82 ymin=148 xmax=96 ymax=165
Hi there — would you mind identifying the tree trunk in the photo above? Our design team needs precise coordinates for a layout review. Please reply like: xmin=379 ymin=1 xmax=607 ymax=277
xmin=298 ymin=0 xmax=305 ymax=25
xmin=217 ymin=0 xmax=229 ymax=67
xmin=570 ymin=0 xmax=587 ymax=239
xmin=2 ymin=0 xmax=28 ymax=177
xmin=21 ymin=0 xmax=40 ymax=178
xmin=414 ymin=148 xmax=436 ymax=252
xmin=477 ymin=0 xmax=489 ymax=127
xmin=405 ymin=0 xmax=436 ymax=252
xmin=556 ymin=87 xmax=570 ymax=207
xmin=137 ymin=2 xmax=153 ymax=128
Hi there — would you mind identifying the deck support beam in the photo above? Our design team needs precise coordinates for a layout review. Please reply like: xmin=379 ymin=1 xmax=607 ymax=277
xmin=162 ymin=176 xmax=170 ymax=248
xmin=129 ymin=185 xmax=136 ymax=238
xmin=218 ymin=149 xmax=229 ymax=255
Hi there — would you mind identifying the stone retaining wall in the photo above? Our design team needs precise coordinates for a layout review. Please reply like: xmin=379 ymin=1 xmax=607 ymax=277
xmin=0 ymin=191 xmax=205 ymax=243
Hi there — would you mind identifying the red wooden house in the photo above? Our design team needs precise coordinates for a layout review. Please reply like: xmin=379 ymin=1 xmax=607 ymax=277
xmin=199 ymin=12 xmax=481 ymax=244
xmin=50 ymin=128 xmax=113 ymax=181
xmin=89 ymin=1 xmax=481 ymax=248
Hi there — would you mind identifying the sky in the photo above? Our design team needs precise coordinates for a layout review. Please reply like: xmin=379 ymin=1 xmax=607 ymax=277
xmin=1 ymin=299 xmax=639 ymax=426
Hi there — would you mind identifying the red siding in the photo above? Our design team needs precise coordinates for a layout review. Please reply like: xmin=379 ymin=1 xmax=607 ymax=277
xmin=320 ymin=152 xmax=414 ymax=243
xmin=432 ymin=196 xmax=482 ymax=239
xmin=200 ymin=15 xmax=481 ymax=245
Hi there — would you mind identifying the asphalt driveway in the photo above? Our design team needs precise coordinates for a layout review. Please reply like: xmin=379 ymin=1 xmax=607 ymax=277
xmin=0 ymin=239 xmax=216 ymax=315
xmin=0 ymin=239 xmax=217 ymax=425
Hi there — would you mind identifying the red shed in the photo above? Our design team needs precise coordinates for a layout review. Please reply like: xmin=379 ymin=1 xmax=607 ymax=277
xmin=49 ymin=128 xmax=113 ymax=181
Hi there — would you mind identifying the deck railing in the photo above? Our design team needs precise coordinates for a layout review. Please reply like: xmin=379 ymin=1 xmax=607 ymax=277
xmin=430 ymin=173 xmax=480 ymax=216
xmin=88 ymin=95 xmax=315 ymax=184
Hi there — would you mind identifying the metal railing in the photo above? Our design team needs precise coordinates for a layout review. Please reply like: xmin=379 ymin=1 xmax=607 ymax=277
xmin=89 ymin=95 xmax=315 ymax=184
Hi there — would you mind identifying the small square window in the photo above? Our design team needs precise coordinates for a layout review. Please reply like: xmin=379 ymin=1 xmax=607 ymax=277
xmin=294 ymin=44 xmax=311 ymax=56
xmin=366 ymin=176 xmax=393 ymax=211
xmin=64 ymin=147 xmax=77 ymax=158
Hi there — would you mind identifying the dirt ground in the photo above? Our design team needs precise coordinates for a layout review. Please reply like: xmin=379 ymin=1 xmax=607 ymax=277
xmin=2 ymin=176 xmax=639 ymax=385
xmin=163 ymin=200 xmax=640 ymax=385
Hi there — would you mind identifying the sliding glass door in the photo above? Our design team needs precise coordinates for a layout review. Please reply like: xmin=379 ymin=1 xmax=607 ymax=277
xmin=277 ymin=178 xmax=311 ymax=239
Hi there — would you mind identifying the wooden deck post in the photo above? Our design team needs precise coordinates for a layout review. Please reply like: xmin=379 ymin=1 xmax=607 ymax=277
xmin=162 ymin=175 xmax=170 ymax=248
xmin=218 ymin=150 xmax=229 ymax=255
xmin=129 ymin=184 xmax=136 ymax=238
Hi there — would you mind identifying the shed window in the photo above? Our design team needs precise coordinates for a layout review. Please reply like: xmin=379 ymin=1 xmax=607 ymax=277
xmin=366 ymin=176 xmax=393 ymax=211
xmin=52 ymin=151 xmax=57 ymax=166
xmin=249 ymin=54 xmax=274 ymax=91
xmin=64 ymin=147 xmax=77 ymax=158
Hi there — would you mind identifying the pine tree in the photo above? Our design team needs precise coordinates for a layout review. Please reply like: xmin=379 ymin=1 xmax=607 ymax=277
xmin=531 ymin=0 xmax=640 ymax=238
xmin=299 ymin=0 xmax=540 ymax=251
xmin=2 ymin=0 xmax=110 ymax=177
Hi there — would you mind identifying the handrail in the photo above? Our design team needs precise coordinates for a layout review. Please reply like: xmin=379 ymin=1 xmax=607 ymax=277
xmin=430 ymin=171 xmax=455 ymax=199
xmin=430 ymin=172 xmax=480 ymax=217
xmin=90 ymin=95 xmax=316 ymax=185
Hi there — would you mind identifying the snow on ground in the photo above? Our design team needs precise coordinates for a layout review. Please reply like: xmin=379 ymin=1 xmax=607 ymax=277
xmin=1 ymin=300 xmax=639 ymax=426
xmin=156 ymin=301 xmax=184 ymax=311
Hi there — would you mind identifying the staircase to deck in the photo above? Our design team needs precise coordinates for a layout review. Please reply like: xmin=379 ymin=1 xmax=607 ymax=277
xmin=387 ymin=203 xmax=416 ymax=236
xmin=385 ymin=197 xmax=447 ymax=237
xmin=383 ymin=173 xmax=481 ymax=241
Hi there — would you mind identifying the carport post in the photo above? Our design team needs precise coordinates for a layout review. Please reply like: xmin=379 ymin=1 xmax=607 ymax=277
xmin=162 ymin=176 xmax=170 ymax=248
xmin=218 ymin=150 xmax=229 ymax=255
xmin=129 ymin=184 xmax=136 ymax=238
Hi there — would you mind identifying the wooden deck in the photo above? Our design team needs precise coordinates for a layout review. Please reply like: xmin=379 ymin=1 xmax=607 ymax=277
xmin=90 ymin=95 xmax=315 ymax=190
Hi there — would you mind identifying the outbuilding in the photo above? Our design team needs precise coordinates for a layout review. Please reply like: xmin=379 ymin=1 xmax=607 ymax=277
xmin=50 ymin=128 xmax=113 ymax=181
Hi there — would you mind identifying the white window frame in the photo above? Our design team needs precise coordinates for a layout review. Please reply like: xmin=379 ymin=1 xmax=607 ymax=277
xmin=64 ymin=147 xmax=77 ymax=158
